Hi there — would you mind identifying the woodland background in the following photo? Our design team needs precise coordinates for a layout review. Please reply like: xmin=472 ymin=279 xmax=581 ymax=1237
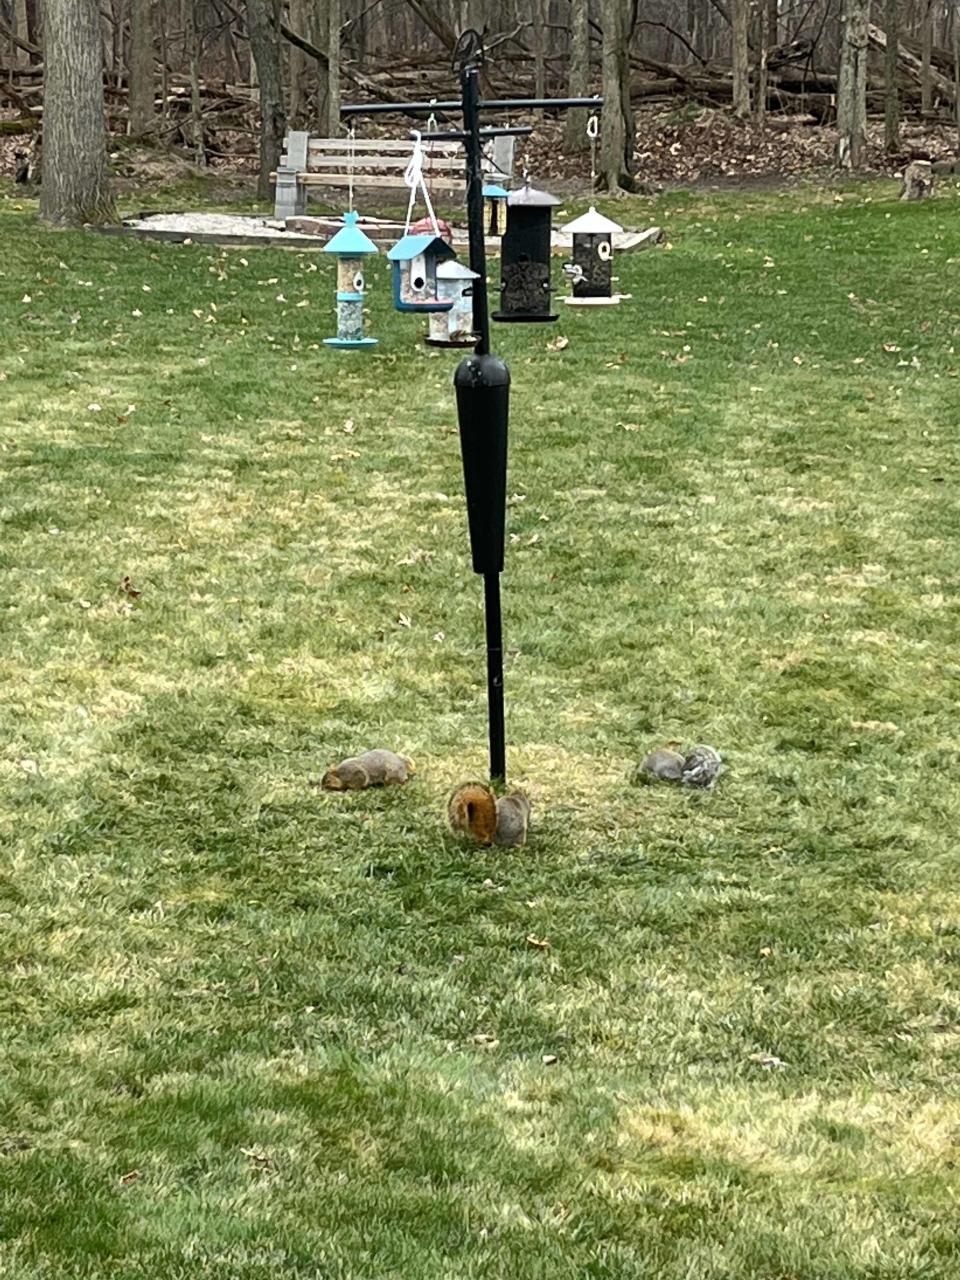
xmin=2 ymin=0 xmax=960 ymax=218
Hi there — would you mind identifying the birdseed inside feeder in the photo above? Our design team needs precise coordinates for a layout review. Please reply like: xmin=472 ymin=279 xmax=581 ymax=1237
xmin=322 ymin=211 xmax=379 ymax=349
xmin=425 ymin=260 xmax=480 ymax=348
xmin=386 ymin=232 xmax=456 ymax=312
xmin=561 ymin=206 xmax=625 ymax=306
xmin=493 ymin=181 xmax=561 ymax=324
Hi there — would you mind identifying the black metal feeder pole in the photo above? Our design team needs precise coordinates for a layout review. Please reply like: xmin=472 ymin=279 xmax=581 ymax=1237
xmin=342 ymin=34 xmax=600 ymax=785
xmin=456 ymin=41 xmax=506 ymax=782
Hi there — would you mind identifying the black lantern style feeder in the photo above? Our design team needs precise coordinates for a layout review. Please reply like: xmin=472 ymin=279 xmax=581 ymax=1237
xmin=493 ymin=182 xmax=561 ymax=324
xmin=561 ymin=206 xmax=625 ymax=306
xmin=341 ymin=35 xmax=601 ymax=783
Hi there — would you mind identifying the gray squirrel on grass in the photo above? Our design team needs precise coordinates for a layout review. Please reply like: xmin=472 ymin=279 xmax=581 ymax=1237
xmin=321 ymin=749 xmax=415 ymax=790
xmin=639 ymin=744 xmax=723 ymax=789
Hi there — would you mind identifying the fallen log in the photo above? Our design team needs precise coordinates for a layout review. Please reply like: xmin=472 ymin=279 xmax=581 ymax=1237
xmin=868 ymin=23 xmax=956 ymax=102
xmin=630 ymin=76 xmax=683 ymax=99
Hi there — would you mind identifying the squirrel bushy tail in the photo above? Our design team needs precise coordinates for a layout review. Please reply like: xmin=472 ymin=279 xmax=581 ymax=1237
xmin=448 ymin=782 xmax=531 ymax=847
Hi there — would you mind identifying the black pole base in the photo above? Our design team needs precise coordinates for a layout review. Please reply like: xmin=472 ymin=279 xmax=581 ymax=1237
xmin=483 ymin=571 xmax=506 ymax=784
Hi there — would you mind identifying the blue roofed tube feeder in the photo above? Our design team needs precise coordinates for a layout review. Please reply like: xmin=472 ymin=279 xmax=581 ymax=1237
xmin=386 ymin=232 xmax=456 ymax=311
xmin=482 ymin=183 xmax=509 ymax=237
xmin=561 ymin=206 xmax=625 ymax=306
xmin=322 ymin=211 xmax=379 ymax=348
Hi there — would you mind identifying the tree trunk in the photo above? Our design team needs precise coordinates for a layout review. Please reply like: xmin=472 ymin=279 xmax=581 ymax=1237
xmin=184 ymin=0 xmax=205 ymax=165
xmin=129 ymin=0 xmax=155 ymax=137
xmin=884 ymin=0 xmax=901 ymax=151
xmin=563 ymin=0 xmax=591 ymax=153
xmin=109 ymin=0 xmax=123 ymax=86
xmin=159 ymin=0 xmax=169 ymax=126
xmin=921 ymin=0 xmax=933 ymax=112
xmin=599 ymin=0 xmax=634 ymax=191
xmin=533 ymin=0 xmax=548 ymax=98
xmin=327 ymin=0 xmax=341 ymax=134
xmin=40 ymin=0 xmax=115 ymax=225
xmin=836 ymin=0 xmax=869 ymax=168
xmin=754 ymin=0 xmax=769 ymax=123
xmin=955 ymin=0 xmax=960 ymax=149
xmin=731 ymin=0 xmax=751 ymax=117
xmin=313 ymin=0 xmax=331 ymax=131
xmin=288 ymin=0 xmax=310 ymax=125
xmin=619 ymin=2 xmax=635 ymax=169
xmin=353 ymin=0 xmax=367 ymax=70
xmin=25 ymin=0 xmax=40 ymax=61
xmin=247 ymin=0 xmax=286 ymax=198
xmin=13 ymin=0 xmax=28 ymax=67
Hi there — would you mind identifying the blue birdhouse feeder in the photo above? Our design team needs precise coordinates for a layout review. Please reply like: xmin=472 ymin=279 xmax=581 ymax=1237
xmin=386 ymin=233 xmax=456 ymax=312
xmin=323 ymin=211 xmax=379 ymax=349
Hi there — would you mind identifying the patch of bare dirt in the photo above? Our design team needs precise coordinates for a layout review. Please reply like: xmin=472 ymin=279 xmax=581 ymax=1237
xmin=519 ymin=107 xmax=960 ymax=190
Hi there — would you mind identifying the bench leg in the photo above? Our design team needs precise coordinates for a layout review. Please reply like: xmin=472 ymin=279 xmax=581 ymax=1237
xmin=274 ymin=168 xmax=307 ymax=220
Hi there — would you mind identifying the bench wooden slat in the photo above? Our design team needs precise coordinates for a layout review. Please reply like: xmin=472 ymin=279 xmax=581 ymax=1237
xmin=299 ymin=156 xmax=464 ymax=172
xmin=296 ymin=173 xmax=466 ymax=190
xmin=306 ymin=138 xmax=461 ymax=154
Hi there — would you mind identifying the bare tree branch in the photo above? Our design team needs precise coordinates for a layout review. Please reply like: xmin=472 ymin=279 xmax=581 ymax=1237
xmin=637 ymin=19 xmax=708 ymax=65
xmin=0 ymin=14 xmax=41 ymax=55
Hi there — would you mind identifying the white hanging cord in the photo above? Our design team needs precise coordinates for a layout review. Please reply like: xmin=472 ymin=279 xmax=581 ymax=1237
xmin=347 ymin=125 xmax=356 ymax=214
xmin=587 ymin=113 xmax=599 ymax=192
xmin=403 ymin=130 xmax=440 ymax=236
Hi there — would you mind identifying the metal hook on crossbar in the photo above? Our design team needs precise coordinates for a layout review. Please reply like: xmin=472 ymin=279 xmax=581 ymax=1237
xmin=587 ymin=113 xmax=599 ymax=190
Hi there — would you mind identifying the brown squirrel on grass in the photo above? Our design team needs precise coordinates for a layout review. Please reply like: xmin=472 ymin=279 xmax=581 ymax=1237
xmin=321 ymin=749 xmax=415 ymax=790
xmin=447 ymin=783 xmax=531 ymax=847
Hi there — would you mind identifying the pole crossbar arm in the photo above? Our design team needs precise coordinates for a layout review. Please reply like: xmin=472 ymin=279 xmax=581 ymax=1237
xmin=342 ymin=96 xmax=603 ymax=118
xmin=479 ymin=96 xmax=603 ymax=110
xmin=341 ymin=99 xmax=461 ymax=115
xmin=414 ymin=126 xmax=533 ymax=142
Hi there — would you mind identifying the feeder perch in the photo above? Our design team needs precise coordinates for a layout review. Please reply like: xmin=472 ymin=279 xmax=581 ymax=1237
xmin=425 ymin=260 xmax=479 ymax=348
xmin=561 ymin=206 xmax=625 ymax=306
xmin=386 ymin=233 xmax=456 ymax=312
xmin=322 ymin=211 xmax=379 ymax=348
xmin=482 ymin=183 xmax=509 ymax=237
xmin=493 ymin=181 xmax=561 ymax=324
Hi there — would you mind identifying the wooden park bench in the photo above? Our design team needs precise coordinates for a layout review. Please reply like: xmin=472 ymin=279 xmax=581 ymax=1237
xmin=273 ymin=130 xmax=515 ymax=220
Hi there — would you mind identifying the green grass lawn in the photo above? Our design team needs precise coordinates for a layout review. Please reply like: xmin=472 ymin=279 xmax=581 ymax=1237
xmin=1 ymin=179 xmax=959 ymax=1278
